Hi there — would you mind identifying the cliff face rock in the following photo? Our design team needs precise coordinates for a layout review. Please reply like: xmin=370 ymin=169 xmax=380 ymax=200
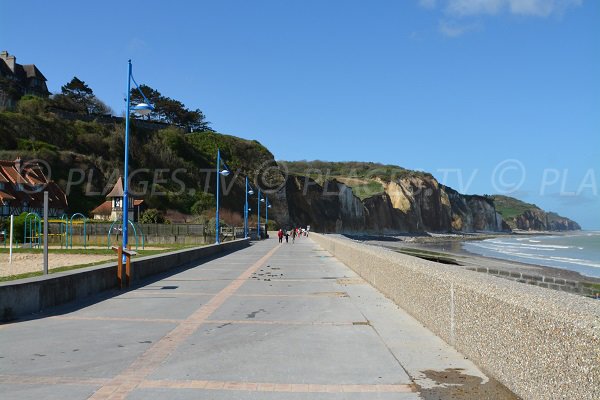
xmin=282 ymin=176 xmax=365 ymax=232
xmin=491 ymin=195 xmax=580 ymax=232
xmin=443 ymin=186 xmax=510 ymax=232
xmin=274 ymin=174 xmax=508 ymax=233
xmin=514 ymin=210 xmax=581 ymax=231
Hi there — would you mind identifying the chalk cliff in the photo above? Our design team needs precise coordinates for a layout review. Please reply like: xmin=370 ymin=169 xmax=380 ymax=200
xmin=271 ymin=173 xmax=511 ymax=233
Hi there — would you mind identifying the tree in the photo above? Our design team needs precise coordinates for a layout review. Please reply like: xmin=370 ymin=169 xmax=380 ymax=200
xmin=59 ymin=77 xmax=110 ymax=115
xmin=140 ymin=208 xmax=165 ymax=224
xmin=130 ymin=84 xmax=212 ymax=131
xmin=61 ymin=77 xmax=93 ymax=112
xmin=191 ymin=192 xmax=216 ymax=215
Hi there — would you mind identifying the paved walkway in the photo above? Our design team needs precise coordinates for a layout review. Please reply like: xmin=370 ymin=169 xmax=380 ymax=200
xmin=0 ymin=238 xmax=515 ymax=399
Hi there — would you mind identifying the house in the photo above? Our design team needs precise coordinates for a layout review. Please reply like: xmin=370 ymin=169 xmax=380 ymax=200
xmin=0 ymin=50 xmax=50 ymax=109
xmin=0 ymin=157 xmax=68 ymax=217
xmin=90 ymin=177 xmax=145 ymax=222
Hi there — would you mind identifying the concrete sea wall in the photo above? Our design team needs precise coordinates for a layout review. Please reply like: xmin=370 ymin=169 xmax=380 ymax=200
xmin=0 ymin=239 xmax=249 ymax=321
xmin=311 ymin=233 xmax=600 ymax=400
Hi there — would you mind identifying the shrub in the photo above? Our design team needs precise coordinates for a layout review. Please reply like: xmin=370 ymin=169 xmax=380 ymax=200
xmin=140 ymin=208 xmax=165 ymax=224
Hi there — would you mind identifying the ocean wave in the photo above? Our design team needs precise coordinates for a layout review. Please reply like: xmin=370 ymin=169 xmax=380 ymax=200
xmin=470 ymin=242 xmax=556 ymax=253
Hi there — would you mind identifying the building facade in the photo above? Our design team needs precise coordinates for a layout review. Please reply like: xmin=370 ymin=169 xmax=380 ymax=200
xmin=91 ymin=177 xmax=144 ymax=222
xmin=0 ymin=158 xmax=68 ymax=217
xmin=0 ymin=50 xmax=50 ymax=109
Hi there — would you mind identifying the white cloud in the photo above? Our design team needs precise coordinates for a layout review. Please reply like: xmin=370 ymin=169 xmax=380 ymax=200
xmin=419 ymin=0 xmax=583 ymax=17
xmin=439 ymin=20 xmax=481 ymax=37
xmin=419 ymin=0 xmax=438 ymax=9
xmin=447 ymin=0 xmax=504 ymax=16
xmin=508 ymin=0 xmax=582 ymax=17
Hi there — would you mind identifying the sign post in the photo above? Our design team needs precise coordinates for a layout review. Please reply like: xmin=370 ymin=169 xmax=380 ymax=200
xmin=9 ymin=214 xmax=13 ymax=264
xmin=43 ymin=191 xmax=49 ymax=275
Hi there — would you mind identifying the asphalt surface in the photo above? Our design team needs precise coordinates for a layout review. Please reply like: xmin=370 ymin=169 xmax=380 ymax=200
xmin=0 ymin=237 xmax=516 ymax=399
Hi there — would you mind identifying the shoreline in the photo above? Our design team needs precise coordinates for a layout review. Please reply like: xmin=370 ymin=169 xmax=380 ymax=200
xmin=340 ymin=232 xmax=600 ymax=295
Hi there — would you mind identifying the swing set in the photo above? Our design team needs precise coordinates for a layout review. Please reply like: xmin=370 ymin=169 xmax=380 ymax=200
xmin=22 ymin=213 xmax=89 ymax=249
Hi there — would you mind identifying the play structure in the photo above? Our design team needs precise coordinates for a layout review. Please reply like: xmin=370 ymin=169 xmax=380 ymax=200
xmin=23 ymin=212 xmax=42 ymax=248
xmin=20 ymin=213 xmax=90 ymax=249
xmin=107 ymin=219 xmax=145 ymax=250
xmin=67 ymin=213 xmax=88 ymax=249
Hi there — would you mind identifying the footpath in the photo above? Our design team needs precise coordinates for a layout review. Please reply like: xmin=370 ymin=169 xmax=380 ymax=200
xmin=0 ymin=237 xmax=517 ymax=399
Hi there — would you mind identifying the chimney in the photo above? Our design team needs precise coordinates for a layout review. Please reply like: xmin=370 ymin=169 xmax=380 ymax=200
xmin=1 ymin=51 xmax=16 ymax=73
xmin=14 ymin=157 xmax=21 ymax=172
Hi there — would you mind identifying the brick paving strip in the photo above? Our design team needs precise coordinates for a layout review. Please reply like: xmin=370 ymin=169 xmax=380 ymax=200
xmin=88 ymin=244 xmax=282 ymax=400
xmin=0 ymin=374 xmax=111 ymax=386
xmin=50 ymin=315 xmax=357 ymax=326
xmin=138 ymin=379 xmax=414 ymax=393
xmin=0 ymin=374 xmax=413 ymax=394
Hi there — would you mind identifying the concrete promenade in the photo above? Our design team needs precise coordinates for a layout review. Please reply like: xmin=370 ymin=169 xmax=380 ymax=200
xmin=0 ymin=237 xmax=516 ymax=399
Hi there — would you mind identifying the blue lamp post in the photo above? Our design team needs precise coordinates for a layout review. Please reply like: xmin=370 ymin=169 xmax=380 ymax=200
xmin=215 ymin=149 xmax=230 ymax=244
xmin=265 ymin=196 xmax=271 ymax=236
xmin=123 ymin=60 xmax=153 ymax=257
xmin=257 ymin=189 xmax=261 ymax=240
xmin=244 ymin=177 xmax=254 ymax=239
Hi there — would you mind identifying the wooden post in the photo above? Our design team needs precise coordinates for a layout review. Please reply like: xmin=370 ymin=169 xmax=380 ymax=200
xmin=117 ymin=246 xmax=123 ymax=288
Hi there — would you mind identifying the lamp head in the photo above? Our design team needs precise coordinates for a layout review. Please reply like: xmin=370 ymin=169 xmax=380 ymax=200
xmin=268 ymin=204 xmax=272 ymax=208
xmin=220 ymin=169 xmax=230 ymax=177
xmin=248 ymin=189 xmax=254 ymax=195
xmin=261 ymin=198 xmax=265 ymax=203
xmin=133 ymin=102 xmax=154 ymax=116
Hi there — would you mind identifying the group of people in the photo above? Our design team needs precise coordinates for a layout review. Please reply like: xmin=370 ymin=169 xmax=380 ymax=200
xmin=277 ymin=226 xmax=309 ymax=244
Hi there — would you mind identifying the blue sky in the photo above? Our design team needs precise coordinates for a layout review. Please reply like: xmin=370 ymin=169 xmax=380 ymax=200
xmin=1 ymin=0 xmax=598 ymax=228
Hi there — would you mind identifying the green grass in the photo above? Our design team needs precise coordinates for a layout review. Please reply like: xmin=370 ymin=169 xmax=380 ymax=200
xmin=350 ymin=181 xmax=385 ymax=201
xmin=0 ymin=247 xmax=188 ymax=256
xmin=492 ymin=195 xmax=540 ymax=220
xmin=279 ymin=160 xmax=433 ymax=183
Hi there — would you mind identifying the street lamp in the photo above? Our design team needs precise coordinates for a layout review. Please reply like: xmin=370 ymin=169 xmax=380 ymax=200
xmin=265 ymin=196 xmax=272 ymax=237
xmin=215 ymin=148 xmax=230 ymax=244
xmin=245 ymin=177 xmax=254 ymax=239
xmin=257 ymin=189 xmax=261 ymax=240
xmin=123 ymin=60 xmax=154 ymax=258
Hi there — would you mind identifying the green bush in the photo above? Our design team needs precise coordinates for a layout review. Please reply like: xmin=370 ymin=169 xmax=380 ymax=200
xmin=16 ymin=95 xmax=48 ymax=116
xmin=140 ymin=209 xmax=165 ymax=224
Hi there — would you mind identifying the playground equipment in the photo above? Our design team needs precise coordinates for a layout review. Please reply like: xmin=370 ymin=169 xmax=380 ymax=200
xmin=67 ymin=213 xmax=88 ymax=249
xmin=107 ymin=219 xmax=144 ymax=250
xmin=23 ymin=212 xmax=42 ymax=248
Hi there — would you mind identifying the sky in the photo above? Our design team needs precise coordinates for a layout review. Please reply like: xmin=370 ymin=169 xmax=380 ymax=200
xmin=1 ymin=0 xmax=599 ymax=228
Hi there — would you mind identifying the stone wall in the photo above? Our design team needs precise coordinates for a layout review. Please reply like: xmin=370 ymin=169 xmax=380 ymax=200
xmin=310 ymin=233 xmax=600 ymax=400
xmin=0 ymin=239 xmax=249 ymax=321
xmin=467 ymin=266 xmax=600 ymax=298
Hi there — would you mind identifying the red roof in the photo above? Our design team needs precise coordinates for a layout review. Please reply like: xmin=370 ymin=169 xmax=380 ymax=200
xmin=106 ymin=177 xmax=125 ymax=198
xmin=91 ymin=200 xmax=112 ymax=216
xmin=0 ymin=158 xmax=67 ymax=211
xmin=0 ymin=191 xmax=16 ymax=201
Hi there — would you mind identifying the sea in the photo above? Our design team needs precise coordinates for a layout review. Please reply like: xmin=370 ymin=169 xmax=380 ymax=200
xmin=463 ymin=231 xmax=600 ymax=278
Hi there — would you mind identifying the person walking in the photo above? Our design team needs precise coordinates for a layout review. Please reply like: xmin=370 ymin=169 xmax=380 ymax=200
xmin=292 ymin=227 xmax=297 ymax=243
xmin=277 ymin=229 xmax=283 ymax=243
xmin=285 ymin=230 xmax=289 ymax=243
